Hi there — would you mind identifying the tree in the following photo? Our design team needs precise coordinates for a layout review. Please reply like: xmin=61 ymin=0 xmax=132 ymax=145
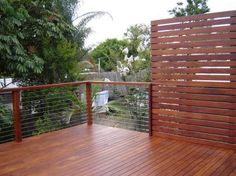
xmin=0 ymin=0 xmax=76 ymax=85
xmin=73 ymin=11 xmax=112 ymax=62
xmin=124 ymin=24 xmax=150 ymax=64
xmin=0 ymin=0 xmax=44 ymax=79
xmin=91 ymin=39 xmax=128 ymax=71
xmin=53 ymin=0 xmax=79 ymax=23
xmin=168 ymin=0 xmax=210 ymax=17
xmin=121 ymin=24 xmax=151 ymax=80
xmin=0 ymin=0 xmax=109 ymax=86
xmin=91 ymin=24 xmax=151 ymax=73
xmin=124 ymin=24 xmax=150 ymax=57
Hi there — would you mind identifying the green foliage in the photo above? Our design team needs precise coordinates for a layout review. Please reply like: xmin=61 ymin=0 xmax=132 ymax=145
xmin=0 ymin=0 xmax=110 ymax=86
xmin=53 ymin=0 xmax=79 ymax=23
xmin=0 ymin=0 xmax=107 ymax=142
xmin=22 ymin=87 xmax=83 ymax=117
xmin=21 ymin=87 xmax=86 ymax=136
xmin=0 ymin=0 xmax=78 ymax=80
xmin=113 ymin=24 xmax=151 ymax=81
xmin=0 ymin=0 xmax=43 ymax=77
xmin=0 ymin=98 xmax=13 ymax=126
xmin=169 ymin=0 xmax=210 ymax=17
xmin=20 ymin=39 xmax=82 ymax=84
xmin=91 ymin=39 xmax=128 ymax=71
xmin=107 ymin=88 xmax=148 ymax=121
xmin=124 ymin=24 xmax=151 ymax=76
xmin=33 ymin=113 xmax=60 ymax=135
xmin=107 ymin=100 xmax=130 ymax=116
xmin=91 ymin=24 xmax=151 ymax=74
xmin=124 ymin=24 xmax=150 ymax=57
xmin=92 ymin=84 xmax=102 ymax=98
xmin=0 ymin=96 xmax=13 ymax=142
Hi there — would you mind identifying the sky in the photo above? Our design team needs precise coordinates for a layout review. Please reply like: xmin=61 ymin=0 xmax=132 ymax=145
xmin=76 ymin=0 xmax=236 ymax=47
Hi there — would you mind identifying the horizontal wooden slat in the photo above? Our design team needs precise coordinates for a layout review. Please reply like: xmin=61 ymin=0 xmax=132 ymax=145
xmin=153 ymin=98 xmax=235 ymax=109
xmin=152 ymin=81 xmax=236 ymax=88
xmin=152 ymin=17 xmax=236 ymax=31
xmin=152 ymin=68 xmax=236 ymax=74
xmin=151 ymin=11 xmax=236 ymax=147
xmin=153 ymin=103 xmax=236 ymax=117
xmin=152 ymin=103 xmax=236 ymax=117
xmin=153 ymin=131 xmax=236 ymax=149
xmin=151 ymin=25 xmax=236 ymax=37
xmin=151 ymin=33 xmax=236 ymax=44
xmin=152 ymin=86 xmax=236 ymax=96
xmin=152 ymin=47 xmax=236 ymax=55
xmin=152 ymin=74 xmax=236 ymax=82
xmin=153 ymin=126 xmax=236 ymax=144
xmin=154 ymin=121 xmax=236 ymax=137
xmin=152 ymin=115 xmax=236 ymax=130
xmin=152 ymin=54 xmax=236 ymax=61
xmin=152 ymin=40 xmax=236 ymax=49
xmin=153 ymin=92 xmax=236 ymax=103
xmin=152 ymin=61 xmax=236 ymax=67
xmin=152 ymin=109 xmax=235 ymax=123
xmin=151 ymin=10 xmax=236 ymax=25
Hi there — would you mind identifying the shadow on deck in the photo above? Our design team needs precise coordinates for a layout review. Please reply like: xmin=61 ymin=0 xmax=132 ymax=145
xmin=0 ymin=124 xmax=235 ymax=176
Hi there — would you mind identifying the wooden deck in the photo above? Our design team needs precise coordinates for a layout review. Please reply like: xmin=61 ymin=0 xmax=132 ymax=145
xmin=0 ymin=124 xmax=235 ymax=176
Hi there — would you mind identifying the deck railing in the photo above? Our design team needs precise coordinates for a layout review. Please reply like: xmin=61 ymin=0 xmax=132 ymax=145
xmin=91 ymin=82 xmax=151 ymax=133
xmin=0 ymin=81 xmax=151 ymax=143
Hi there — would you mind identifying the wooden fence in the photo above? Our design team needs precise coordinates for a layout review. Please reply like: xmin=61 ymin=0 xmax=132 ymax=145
xmin=151 ymin=10 xmax=236 ymax=149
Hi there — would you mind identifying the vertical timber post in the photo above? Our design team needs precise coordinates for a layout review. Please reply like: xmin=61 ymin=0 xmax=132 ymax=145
xmin=148 ymin=83 xmax=152 ymax=136
xmin=230 ymin=15 xmax=236 ymax=145
xmin=86 ymin=82 xmax=93 ymax=126
xmin=12 ymin=90 xmax=22 ymax=142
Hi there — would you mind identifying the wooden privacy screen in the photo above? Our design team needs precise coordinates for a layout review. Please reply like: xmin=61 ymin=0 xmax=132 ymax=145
xmin=151 ymin=10 xmax=236 ymax=149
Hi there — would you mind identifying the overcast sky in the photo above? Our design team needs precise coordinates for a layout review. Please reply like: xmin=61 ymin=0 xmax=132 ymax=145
xmin=76 ymin=0 xmax=236 ymax=47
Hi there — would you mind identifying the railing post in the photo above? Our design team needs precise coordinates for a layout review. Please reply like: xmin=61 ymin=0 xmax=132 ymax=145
xmin=148 ymin=83 xmax=152 ymax=136
xmin=12 ymin=90 xmax=22 ymax=142
xmin=86 ymin=82 xmax=93 ymax=125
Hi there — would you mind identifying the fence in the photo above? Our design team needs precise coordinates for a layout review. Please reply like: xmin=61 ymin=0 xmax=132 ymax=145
xmin=0 ymin=81 xmax=151 ymax=143
xmin=83 ymin=70 xmax=150 ymax=82
xmin=151 ymin=10 xmax=236 ymax=149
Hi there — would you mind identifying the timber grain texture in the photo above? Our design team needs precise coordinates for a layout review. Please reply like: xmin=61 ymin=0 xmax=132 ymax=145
xmin=0 ymin=124 xmax=235 ymax=176
xmin=151 ymin=10 xmax=236 ymax=149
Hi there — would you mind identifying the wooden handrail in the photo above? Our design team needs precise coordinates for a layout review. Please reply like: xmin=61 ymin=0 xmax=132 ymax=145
xmin=0 ymin=81 xmax=89 ymax=92
xmin=90 ymin=81 xmax=151 ymax=86
xmin=0 ymin=81 xmax=151 ymax=93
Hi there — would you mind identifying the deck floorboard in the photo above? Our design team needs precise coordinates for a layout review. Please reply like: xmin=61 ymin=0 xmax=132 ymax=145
xmin=0 ymin=124 xmax=235 ymax=176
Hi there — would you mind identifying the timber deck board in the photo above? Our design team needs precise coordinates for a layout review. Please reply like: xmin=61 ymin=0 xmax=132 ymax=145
xmin=0 ymin=124 xmax=235 ymax=176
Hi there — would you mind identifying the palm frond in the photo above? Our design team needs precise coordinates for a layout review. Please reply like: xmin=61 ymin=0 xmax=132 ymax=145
xmin=72 ymin=11 xmax=112 ymax=24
